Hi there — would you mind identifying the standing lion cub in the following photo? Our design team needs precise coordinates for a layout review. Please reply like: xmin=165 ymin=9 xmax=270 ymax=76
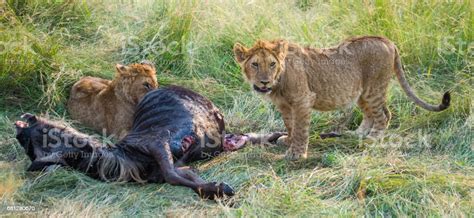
xmin=233 ymin=36 xmax=450 ymax=160
xmin=68 ymin=61 xmax=158 ymax=139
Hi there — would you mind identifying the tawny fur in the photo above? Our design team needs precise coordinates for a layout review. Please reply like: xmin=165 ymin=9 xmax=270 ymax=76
xmin=234 ymin=36 xmax=450 ymax=160
xmin=68 ymin=62 xmax=158 ymax=139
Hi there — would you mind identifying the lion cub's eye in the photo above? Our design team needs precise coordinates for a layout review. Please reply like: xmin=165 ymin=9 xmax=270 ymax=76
xmin=251 ymin=62 xmax=259 ymax=68
xmin=270 ymin=62 xmax=276 ymax=68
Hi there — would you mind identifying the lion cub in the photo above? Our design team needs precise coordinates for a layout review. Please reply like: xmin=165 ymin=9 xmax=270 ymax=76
xmin=68 ymin=61 xmax=158 ymax=139
xmin=233 ymin=36 xmax=450 ymax=160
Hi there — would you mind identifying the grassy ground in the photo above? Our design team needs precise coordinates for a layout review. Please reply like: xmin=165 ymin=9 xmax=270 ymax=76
xmin=0 ymin=0 xmax=472 ymax=216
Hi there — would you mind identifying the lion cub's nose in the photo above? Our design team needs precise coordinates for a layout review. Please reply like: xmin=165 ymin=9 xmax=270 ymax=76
xmin=260 ymin=80 xmax=270 ymax=85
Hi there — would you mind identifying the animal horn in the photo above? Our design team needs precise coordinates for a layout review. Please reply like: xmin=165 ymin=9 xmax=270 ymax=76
xmin=21 ymin=113 xmax=37 ymax=124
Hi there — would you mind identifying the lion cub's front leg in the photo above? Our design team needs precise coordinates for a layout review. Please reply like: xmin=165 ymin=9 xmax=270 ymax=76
xmin=284 ymin=103 xmax=312 ymax=160
xmin=276 ymin=103 xmax=293 ymax=147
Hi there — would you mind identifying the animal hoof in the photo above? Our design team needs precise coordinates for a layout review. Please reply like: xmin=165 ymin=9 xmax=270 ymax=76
xmin=276 ymin=135 xmax=290 ymax=147
xmin=197 ymin=182 xmax=235 ymax=200
xmin=219 ymin=182 xmax=235 ymax=197
xmin=285 ymin=148 xmax=307 ymax=160
xmin=266 ymin=132 xmax=287 ymax=144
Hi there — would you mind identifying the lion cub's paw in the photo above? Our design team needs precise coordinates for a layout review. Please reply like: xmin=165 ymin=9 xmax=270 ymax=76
xmin=367 ymin=129 xmax=385 ymax=139
xmin=285 ymin=147 xmax=307 ymax=160
xmin=276 ymin=135 xmax=291 ymax=147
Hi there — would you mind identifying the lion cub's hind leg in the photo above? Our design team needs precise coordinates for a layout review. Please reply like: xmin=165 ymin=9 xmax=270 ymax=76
xmin=367 ymin=105 xmax=390 ymax=138
xmin=355 ymin=98 xmax=374 ymax=136
xmin=366 ymin=86 xmax=391 ymax=138
xmin=70 ymin=77 xmax=110 ymax=99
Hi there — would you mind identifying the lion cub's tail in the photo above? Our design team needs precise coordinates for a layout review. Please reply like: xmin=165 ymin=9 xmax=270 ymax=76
xmin=393 ymin=47 xmax=450 ymax=112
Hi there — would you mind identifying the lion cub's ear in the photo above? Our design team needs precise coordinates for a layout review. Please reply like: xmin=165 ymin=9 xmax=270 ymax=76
xmin=233 ymin=43 xmax=249 ymax=63
xmin=140 ymin=60 xmax=156 ymax=70
xmin=115 ymin=64 xmax=130 ymax=76
xmin=272 ymin=40 xmax=288 ymax=61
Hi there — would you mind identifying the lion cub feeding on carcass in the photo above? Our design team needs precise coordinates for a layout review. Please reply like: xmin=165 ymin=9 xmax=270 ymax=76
xmin=233 ymin=36 xmax=450 ymax=160
xmin=68 ymin=61 xmax=158 ymax=139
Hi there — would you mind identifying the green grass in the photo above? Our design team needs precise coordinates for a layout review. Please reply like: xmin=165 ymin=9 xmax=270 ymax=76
xmin=0 ymin=0 xmax=472 ymax=216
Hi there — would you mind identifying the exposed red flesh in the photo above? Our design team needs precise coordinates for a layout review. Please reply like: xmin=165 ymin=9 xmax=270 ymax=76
xmin=223 ymin=134 xmax=249 ymax=152
xmin=15 ymin=121 xmax=29 ymax=128
xmin=181 ymin=135 xmax=195 ymax=152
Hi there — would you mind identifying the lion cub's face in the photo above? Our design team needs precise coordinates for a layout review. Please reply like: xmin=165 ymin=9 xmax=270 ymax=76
xmin=233 ymin=40 xmax=288 ymax=94
xmin=115 ymin=62 xmax=159 ymax=104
